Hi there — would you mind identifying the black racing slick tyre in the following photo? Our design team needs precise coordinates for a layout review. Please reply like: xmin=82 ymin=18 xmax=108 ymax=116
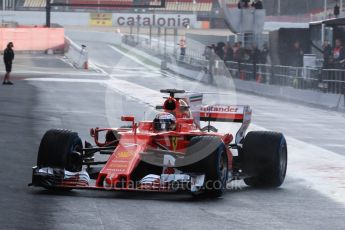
xmin=241 ymin=131 xmax=288 ymax=187
xmin=177 ymin=136 xmax=228 ymax=198
xmin=37 ymin=129 xmax=83 ymax=172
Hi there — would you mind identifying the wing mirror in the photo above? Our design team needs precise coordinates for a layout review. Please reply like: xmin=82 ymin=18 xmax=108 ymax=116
xmin=121 ymin=116 xmax=137 ymax=134
xmin=121 ymin=116 xmax=135 ymax=122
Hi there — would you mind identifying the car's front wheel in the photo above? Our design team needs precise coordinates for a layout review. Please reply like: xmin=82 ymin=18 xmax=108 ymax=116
xmin=37 ymin=129 xmax=83 ymax=173
xmin=176 ymin=136 xmax=228 ymax=198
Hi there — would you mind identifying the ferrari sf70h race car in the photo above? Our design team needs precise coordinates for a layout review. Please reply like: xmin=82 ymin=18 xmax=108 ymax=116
xmin=30 ymin=89 xmax=288 ymax=198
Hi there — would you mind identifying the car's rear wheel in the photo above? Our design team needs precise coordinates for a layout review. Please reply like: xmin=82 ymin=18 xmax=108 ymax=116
xmin=241 ymin=131 xmax=287 ymax=187
xmin=37 ymin=129 xmax=83 ymax=172
xmin=176 ymin=136 xmax=228 ymax=198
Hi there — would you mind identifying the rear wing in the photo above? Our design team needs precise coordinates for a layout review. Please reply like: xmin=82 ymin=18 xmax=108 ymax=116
xmin=200 ymin=105 xmax=252 ymax=143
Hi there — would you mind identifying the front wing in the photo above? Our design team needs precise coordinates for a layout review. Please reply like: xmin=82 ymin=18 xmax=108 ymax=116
xmin=29 ymin=166 xmax=205 ymax=193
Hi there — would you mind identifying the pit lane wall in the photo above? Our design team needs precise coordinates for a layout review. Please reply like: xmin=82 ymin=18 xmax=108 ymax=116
xmin=0 ymin=26 xmax=64 ymax=51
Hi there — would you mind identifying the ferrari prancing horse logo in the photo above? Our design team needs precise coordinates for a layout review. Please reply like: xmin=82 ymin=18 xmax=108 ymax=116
xmin=170 ymin=136 xmax=178 ymax=151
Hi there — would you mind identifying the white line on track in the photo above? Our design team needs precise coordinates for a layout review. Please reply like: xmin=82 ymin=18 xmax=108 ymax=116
xmin=14 ymin=56 xmax=64 ymax=60
xmin=17 ymin=70 xmax=105 ymax=76
xmin=321 ymin=144 xmax=345 ymax=147
xmin=93 ymin=64 xmax=148 ymax=71
xmin=27 ymin=78 xmax=105 ymax=83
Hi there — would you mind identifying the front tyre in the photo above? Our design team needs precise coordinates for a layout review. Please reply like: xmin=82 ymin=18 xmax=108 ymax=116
xmin=37 ymin=129 xmax=83 ymax=172
xmin=176 ymin=136 xmax=228 ymax=198
xmin=203 ymin=143 xmax=228 ymax=197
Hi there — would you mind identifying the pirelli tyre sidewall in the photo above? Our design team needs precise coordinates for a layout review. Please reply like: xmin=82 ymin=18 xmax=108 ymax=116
xmin=37 ymin=129 xmax=83 ymax=173
xmin=241 ymin=131 xmax=288 ymax=187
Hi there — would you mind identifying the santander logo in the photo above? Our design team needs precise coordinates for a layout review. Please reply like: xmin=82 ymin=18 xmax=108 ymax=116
xmin=201 ymin=105 xmax=241 ymax=113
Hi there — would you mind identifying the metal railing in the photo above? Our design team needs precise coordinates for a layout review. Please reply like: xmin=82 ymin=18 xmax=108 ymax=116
xmin=321 ymin=69 xmax=345 ymax=94
xmin=178 ymin=56 xmax=345 ymax=95
xmin=226 ymin=62 xmax=321 ymax=90
xmin=122 ymin=38 xmax=345 ymax=96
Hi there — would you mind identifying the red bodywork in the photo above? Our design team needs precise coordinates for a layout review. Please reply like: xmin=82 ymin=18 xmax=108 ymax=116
xmin=86 ymin=96 xmax=235 ymax=191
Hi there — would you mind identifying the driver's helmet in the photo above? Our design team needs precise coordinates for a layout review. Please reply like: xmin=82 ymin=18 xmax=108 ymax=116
xmin=153 ymin=112 xmax=176 ymax=131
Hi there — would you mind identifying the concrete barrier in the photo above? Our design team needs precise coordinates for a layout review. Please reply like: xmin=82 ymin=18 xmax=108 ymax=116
xmin=233 ymin=79 xmax=344 ymax=109
xmin=0 ymin=26 xmax=64 ymax=52
xmin=64 ymin=37 xmax=88 ymax=69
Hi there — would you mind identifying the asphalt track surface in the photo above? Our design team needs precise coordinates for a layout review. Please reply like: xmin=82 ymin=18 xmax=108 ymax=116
xmin=1 ymin=30 xmax=345 ymax=229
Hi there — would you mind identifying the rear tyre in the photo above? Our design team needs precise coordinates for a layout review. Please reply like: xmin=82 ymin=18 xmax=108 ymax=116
xmin=241 ymin=131 xmax=287 ymax=187
xmin=37 ymin=129 xmax=83 ymax=172
xmin=177 ymin=136 xmax=228 ymax=198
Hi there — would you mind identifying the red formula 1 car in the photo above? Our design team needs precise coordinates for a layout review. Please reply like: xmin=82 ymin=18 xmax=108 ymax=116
xmin=30 ymin=89 xmax=287 ymax=197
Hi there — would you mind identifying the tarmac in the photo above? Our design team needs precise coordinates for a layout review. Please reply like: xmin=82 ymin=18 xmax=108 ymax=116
xmin=0 ymin=31 xmax=344 ymax=229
